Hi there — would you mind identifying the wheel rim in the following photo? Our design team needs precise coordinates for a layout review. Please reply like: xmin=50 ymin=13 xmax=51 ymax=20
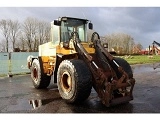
xmin=61 ymin=71 xmax=72 ymax=93
xmin=33 ymin=67 xmax=38 ymax=82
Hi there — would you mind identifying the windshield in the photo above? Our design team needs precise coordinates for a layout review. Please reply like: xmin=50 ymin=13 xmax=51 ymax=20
xmin=60 ymin=18 xmax=87 ymax=42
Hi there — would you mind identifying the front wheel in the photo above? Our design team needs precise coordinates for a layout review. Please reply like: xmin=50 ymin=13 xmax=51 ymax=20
xmin=57 ymin=59 xmax=92 ymax=103
xmin=31 ymin=59 xmax=51 ymax=89
xmin=114 ymin=57 xmax=133 ymax=78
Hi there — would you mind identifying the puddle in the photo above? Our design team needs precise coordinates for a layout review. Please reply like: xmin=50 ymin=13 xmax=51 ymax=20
xmin=1 ymin=97 xmax=61 ymax=112
xmin=1 ymin=98 xmax=33 ymax=112
xmin=29 ymin=98 xmax=60 ymax=109
xmin=132 ymin=64 xmax=160 ymax=74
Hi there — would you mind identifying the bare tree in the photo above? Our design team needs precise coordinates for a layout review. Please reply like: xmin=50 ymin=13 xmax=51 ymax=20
xmin=104 ymin=32 xmax=135 ymax=54
xmin=0 ymin=17 xmax=51 ymax=52
xmin=37 ymin=21 xmax=46 ymax=44
xmin=136 ymin=43 xmax=143 ymax=50
xmin=22 ymin=17 xmax=50 ymax=52
xmin=0 ymin=19 xmax=10 ymax=52
xmin=122 ymin=33 xmax=134 ymax=54
xmin=0 ymin=39 xmax=6 ymax=52
xmin=22 ymin=17 xmax=38 ymax=51
xmin=8 ymin=20 xmax=21 ymax=51
xmin=44 ymin=25 xmax=50 ymax=43
xmin=16 ymin=32 xmax=27 ymax=51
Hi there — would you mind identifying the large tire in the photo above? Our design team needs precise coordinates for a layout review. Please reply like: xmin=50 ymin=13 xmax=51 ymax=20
xmin=113 ymin=57 xmax=134 ymax=98
xmin=57 ymin=59 xmax=92 ymax=103
xmin=31 ymin=59 xmax=51 ymax=89
xmin=114 ymin=57 xmax=133 ymax=78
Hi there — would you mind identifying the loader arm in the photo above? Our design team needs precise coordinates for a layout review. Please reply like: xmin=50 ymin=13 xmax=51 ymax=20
xmin=72 ymin=32 xmax=135 ymax=107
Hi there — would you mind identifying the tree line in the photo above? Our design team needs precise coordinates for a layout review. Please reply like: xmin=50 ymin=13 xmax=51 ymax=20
xmin=0 ymin=17 xmax=50 ymax=52
xmin=104 ymin=33 xmax=143 ymax=54
xmin=88 ymin=30 xmax=143 ymax=54
xmin=0 ymin=17 xmax=143 ymax=54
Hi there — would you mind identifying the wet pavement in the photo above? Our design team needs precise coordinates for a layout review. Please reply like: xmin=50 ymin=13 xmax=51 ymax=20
xmin=0 ymin=63 xmax=160 ymax=113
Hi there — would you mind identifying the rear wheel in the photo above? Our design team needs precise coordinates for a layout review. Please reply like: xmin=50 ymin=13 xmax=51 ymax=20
xmin=57 ymin=59 xmax=92 ymax=103
xmin=31 ymin=59 xmax=51 ymax=89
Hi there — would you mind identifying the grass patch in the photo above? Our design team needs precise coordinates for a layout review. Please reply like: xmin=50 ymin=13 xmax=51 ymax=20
xmin=116 ymin=55 xmax=160 ymax=65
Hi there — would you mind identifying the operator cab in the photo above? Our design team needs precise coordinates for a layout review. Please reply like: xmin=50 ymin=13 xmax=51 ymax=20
xmin=54 ymin=17 xmax=93 ymax=44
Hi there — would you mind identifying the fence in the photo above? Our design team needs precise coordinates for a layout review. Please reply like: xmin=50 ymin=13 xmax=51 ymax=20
xmin=0 ymin=52 xmax=38 ymax=76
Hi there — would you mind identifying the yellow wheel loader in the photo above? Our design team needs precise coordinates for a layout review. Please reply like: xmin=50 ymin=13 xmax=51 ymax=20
xmin=27 ymin=17 xmax=135 ymax=107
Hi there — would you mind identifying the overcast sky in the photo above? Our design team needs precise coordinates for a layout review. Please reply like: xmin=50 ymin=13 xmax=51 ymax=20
xmin=1 ymin=2 xmax=160 ymax=49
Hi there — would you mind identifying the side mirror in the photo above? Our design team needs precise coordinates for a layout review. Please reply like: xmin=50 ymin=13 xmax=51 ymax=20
xmin=54 ymin=20 xmax=61 ymax=26
xmin=88 ymin=23 xmax=93 ymax=30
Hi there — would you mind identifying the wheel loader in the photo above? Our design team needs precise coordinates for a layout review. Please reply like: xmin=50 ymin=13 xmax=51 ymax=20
xmin=27 ymin=16 xmax=135 ymax=107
